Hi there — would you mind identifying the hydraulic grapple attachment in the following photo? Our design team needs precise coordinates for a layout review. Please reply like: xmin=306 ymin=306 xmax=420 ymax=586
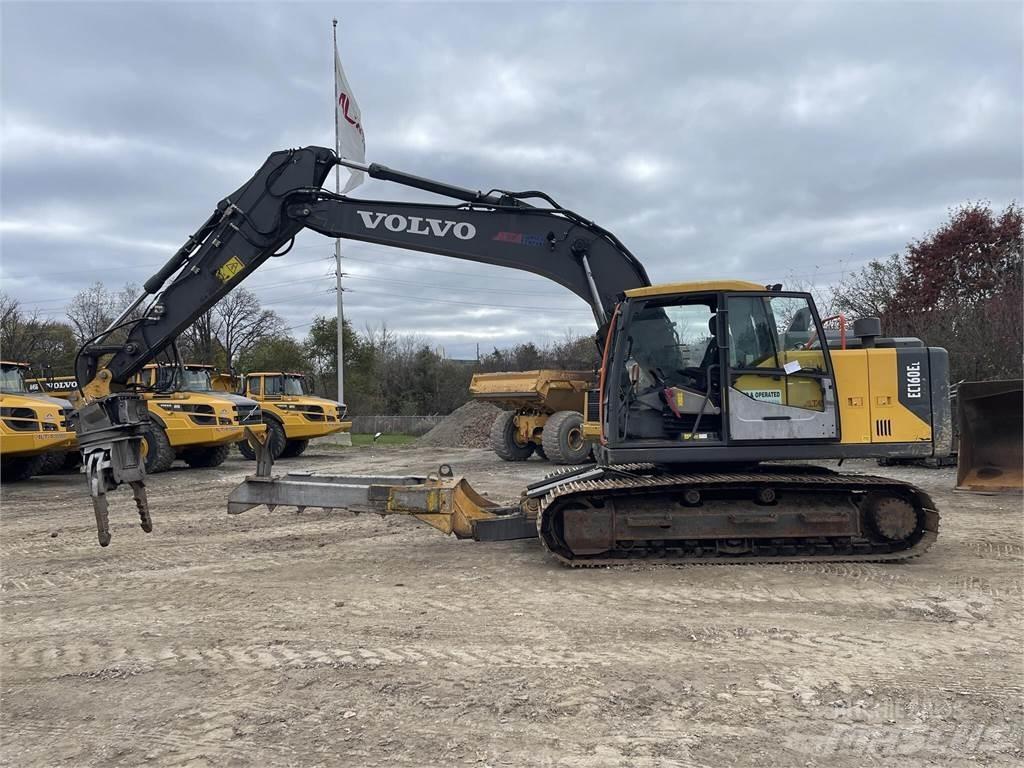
xmin=74 ymin=393 xmax=152 ymax=546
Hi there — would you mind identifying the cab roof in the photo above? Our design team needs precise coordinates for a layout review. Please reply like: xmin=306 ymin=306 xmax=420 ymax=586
xmin=249 ymin=372 xmax=305 ymax=377
xmin=624 ymin=280 xmax=766 ymax=298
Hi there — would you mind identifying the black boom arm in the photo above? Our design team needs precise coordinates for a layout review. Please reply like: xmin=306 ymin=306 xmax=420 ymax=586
xmin=73 ymin=145 xmax=650 ymax=546
xmin=76 ymin=145 xmax=650 ymax=387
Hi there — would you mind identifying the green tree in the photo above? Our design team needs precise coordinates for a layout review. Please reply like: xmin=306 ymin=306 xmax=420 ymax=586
xmin=236 ymin=335 xmax=311 ymax=377
xmin=304 ymin=315 xmax=376 ymax=407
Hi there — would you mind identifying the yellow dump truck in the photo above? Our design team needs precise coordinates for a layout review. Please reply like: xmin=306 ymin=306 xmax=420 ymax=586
xmin=1 ymin=361 xmax=77 ymax=481
xmin=469 ymin=369 xmax=595 ymax=464
xmin=212 ymin=371 xmax=350 ymax=460
xmin=36 ymin=371 xmax=255 ymax=473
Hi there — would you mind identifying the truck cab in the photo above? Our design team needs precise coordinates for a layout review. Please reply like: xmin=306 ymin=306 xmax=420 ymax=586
xmin=0 ymin=361 xmax=77 ymax=481
xmin=232 ymin=372 xmax=350 ymax=460
xmin=125 ymin=364 xmax=264 ymax=472
xmin=149 ymin=364 xmax=264 ymax=431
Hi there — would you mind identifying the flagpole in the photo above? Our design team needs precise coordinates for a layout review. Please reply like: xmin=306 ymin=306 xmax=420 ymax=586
xmin=332 ymin=18 xmax=345 ymax=406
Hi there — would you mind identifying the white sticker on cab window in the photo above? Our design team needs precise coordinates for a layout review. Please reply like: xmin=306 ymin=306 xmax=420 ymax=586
xmin=783 ymin=360 xmax=802 ymax=375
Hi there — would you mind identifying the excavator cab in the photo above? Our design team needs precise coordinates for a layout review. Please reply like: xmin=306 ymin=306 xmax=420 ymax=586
xmin=604 ymin=282 xmax=840 ymax=460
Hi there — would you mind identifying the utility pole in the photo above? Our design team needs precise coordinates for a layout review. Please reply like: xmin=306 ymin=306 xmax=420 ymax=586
xmin=332 ymin=18 xmax=345 ymax=405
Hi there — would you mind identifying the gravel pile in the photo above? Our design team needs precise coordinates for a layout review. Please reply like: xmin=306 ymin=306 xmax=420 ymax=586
xmin=417 ymin=400 xmax=501 ymax=448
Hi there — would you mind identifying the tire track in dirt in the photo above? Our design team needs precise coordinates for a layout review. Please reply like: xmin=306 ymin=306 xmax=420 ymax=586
xmin=3 ymin=713 xmax=298 ymax=767
xmin=0 ymin=521 xmax=410 ymax=594
xmin=6 ymin=625 xmax=1018 ymax=686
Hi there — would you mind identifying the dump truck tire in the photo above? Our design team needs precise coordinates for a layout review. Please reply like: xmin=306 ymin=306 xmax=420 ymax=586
xmin=541 ymin=410 xmax=590 ymax=465
xmin=490 ymin=411 xmax=534 ymax=461
xmin=39 ymin=451 xmax=68 ymax=475
xmin=182 ymin=443 xmax=231 ymax=468
xmin=1 ymin=454 xmax=46 ymax=482
xmin=280 ymin=439 xmax=309 ymax=458
xmin=238 ymin=419 xmax=287 ymax=461
xmin=142 ymin=424 xmax=176 ymax=474
xmin=62 ymin=451 xmax=83 ymax=472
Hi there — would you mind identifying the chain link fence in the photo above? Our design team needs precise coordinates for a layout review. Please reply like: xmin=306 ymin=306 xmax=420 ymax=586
xmin=349 ymin=415 xmax=444 ymax=436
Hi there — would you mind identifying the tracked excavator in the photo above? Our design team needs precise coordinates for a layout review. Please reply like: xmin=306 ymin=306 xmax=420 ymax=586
xmin=74 ymin=146 xmax=950 ymax=563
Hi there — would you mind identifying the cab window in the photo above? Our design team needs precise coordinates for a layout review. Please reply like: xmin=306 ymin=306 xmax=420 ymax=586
xmin=727 ymin=297 xmax=777 ymax=369
xmin=727 ymin=295 xmax=827 ymax=373
xmin=283 ymin=376 xmax=305 ymax=396
xmin=726 ymin=294 xmax=830 ymax=413
xmin=0 ymin=366 xmax=27 ymax=393
xmin=248 ymin=376 xmax=261 ymax=396
xmin=624 ymin=299 xmax=717 ymax=392
xmin=264 ymin=376 xmax=285 ymax=396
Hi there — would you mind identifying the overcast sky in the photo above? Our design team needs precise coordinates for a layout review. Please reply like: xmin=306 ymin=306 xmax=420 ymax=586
xmin=2 ymin=1 xmax=1021 ymax=359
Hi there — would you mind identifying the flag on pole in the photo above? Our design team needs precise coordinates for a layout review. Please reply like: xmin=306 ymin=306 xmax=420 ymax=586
xmin=334 ymin=46 xmax=365 ymax=193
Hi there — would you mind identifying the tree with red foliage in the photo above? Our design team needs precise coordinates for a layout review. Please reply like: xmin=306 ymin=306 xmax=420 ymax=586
xmin=834 ymin=202 xmax=1022 ymax=381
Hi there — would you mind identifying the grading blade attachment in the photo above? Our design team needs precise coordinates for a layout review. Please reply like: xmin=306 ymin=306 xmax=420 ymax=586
xmin=228 ymin=457 xmax=535 ymax=541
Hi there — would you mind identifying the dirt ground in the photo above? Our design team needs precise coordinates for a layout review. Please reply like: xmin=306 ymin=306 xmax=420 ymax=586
xmin=1 ymin=445 xmax=1021 ymax=767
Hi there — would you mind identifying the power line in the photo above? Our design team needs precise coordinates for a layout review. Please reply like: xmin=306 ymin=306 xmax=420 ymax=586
xmin=342 ymin=286 xmax=589 ymax=314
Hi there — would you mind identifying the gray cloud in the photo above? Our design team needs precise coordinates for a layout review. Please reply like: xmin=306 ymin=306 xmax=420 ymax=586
xmin=2 ymin=1 xmax=1020 ymax=358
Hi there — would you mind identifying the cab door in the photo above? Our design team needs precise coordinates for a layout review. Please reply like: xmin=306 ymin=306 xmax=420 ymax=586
xmin=724 ymin=292 xmax=839 ymax=442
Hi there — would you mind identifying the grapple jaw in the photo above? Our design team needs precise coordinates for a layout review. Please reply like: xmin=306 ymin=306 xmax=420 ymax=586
xmin=75 ymin=393 xmax=152 ymax=546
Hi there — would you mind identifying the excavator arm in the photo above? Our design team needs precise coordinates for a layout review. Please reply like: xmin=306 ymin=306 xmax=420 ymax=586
xmin=75 ymin=145 xmax=650 ymax=544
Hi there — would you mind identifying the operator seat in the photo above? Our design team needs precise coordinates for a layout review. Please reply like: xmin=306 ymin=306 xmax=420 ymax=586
xmin=679 ymin=314 xmax=720 ymax=398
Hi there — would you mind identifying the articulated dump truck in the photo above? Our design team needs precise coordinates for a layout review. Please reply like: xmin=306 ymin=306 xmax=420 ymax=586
xmin=33 ymin=370 xmax=260 ymax=474
xmin=470 ymin=370 xmax=595 ymax=464
xmin=212 ymin=370 xmax=350 ymax=460
xmin=0 ymin=362 xmax=77 ymax=481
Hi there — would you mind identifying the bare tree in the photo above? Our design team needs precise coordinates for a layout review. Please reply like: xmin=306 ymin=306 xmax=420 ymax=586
xmin=179 ymin=309 xmax=220 ymax=365
xmin=1 ymin=293 xmax=43 ymax=362
xmin=65 ymin=282 xmax=143 ymax=344
xmin=212 ymin=289 xmax=286 ymax=372
xmin=829 ymin=254 xmax=906 ymax=319
xmin=1 ymin=293 xmax=78 ymax=373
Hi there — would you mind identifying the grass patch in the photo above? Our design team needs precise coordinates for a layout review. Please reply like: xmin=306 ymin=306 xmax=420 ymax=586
xmin=349 ymin=433 xmax=417 ymax=446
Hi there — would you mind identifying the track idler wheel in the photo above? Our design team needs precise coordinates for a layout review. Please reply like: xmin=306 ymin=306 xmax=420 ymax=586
xmin=867 ymin=495 xmax=918 ymax=541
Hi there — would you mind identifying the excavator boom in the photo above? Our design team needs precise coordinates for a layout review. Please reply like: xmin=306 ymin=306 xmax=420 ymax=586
xmin=74 ymin=146 xmax=649 ymax=544
xmin=76 ymin=147 xmax=648 ymax=388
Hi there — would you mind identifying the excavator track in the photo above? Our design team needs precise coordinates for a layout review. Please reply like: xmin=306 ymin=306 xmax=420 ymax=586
xmin=534 ymin=464 xmax=939 ymax=567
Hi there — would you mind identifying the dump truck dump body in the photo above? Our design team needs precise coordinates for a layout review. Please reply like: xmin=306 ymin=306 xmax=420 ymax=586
xmin=470 ymin=370 xmax=595 ymax=464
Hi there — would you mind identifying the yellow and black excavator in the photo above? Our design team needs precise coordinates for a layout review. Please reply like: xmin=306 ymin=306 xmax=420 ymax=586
xmin=72 ymin=147 xmax=950 ymax=564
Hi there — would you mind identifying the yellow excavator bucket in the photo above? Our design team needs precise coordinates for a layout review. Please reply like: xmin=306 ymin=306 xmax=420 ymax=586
xmin=956 ymin=379 xmax=1023 ymax=493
